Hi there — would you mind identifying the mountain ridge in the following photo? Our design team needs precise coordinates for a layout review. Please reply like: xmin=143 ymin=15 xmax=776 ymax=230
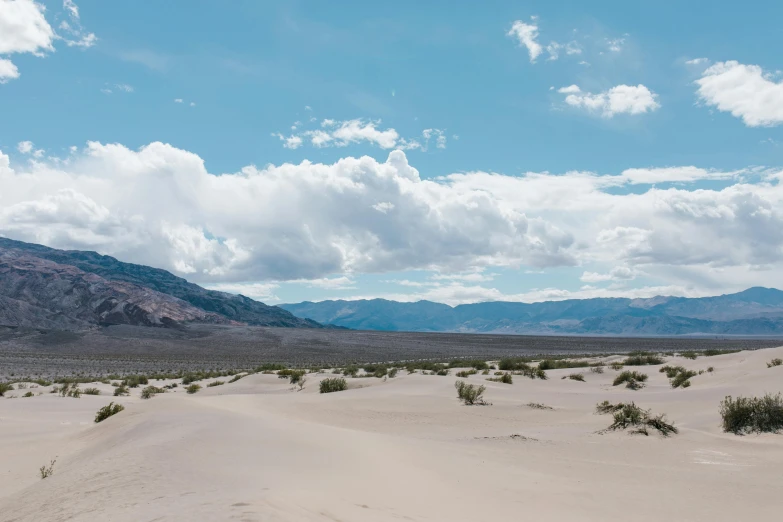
xmin=281 ymin=289 xmax=783 ymax=336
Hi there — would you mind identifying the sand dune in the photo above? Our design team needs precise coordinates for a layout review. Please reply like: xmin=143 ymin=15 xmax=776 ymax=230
xmin=2 ymin=347 xmax=783 ymax=521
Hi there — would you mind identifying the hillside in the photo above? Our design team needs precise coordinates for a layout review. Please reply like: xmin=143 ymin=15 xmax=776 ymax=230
xmin=0 ymin=238 xmax=321 ymax=329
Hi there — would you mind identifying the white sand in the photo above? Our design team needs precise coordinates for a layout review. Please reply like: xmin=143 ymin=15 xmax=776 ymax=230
xmin=2 ymin=347 xmax=782 ymax=521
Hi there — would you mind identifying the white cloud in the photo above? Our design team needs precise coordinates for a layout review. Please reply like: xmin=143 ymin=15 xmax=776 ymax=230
xmin=606 ymin=37 xmax=625 ymax=52
xmin=2 ymin=142 xmax=783 ymax=301
xmin=174 ymin=98 xmax=183 ymax=103
xmin=59 ymin=0 xmax=96 ymax=48
xmin=507 ymin=19 xmax=542 ymax=63
xmin=546 ymin=40 xmax=581 ymax=61
xmin=560 ymin=84 xmax=660 ymax=117
xmin=16 ymin=141 xmax=33 ymax=154
xmin=695 ymin=60 xmax=783 ymax=127
xmin=190 ymin=102 xmax=196 ymax=107
xmin=205 ymin=282 xmax=280 ymax=302
xmin=686 ymin=57 xmax=708 ymax=66
xmin=0 ymin=57 xmax=19 ymax=83
xmin=290 ymin=276 xmax=356 ymax=290
xmin=278 ymin=119 xmax=446 ymax=151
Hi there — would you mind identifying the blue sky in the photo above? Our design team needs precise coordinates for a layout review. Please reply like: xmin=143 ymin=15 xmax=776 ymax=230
xmin=1 ymin=0 xmax=782 ymax=305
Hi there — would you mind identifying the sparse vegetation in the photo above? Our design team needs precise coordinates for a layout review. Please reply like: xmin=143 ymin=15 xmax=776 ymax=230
xmin=527 ymin=402 xmax=553 ymax=410
xmin=229 ymin=374 xmax=244 ymax=383
xmin=539 ymin=359 xmax=592 ymax=370
xmin=498 ymin=357 xmax=533 ymax=371
xmin=319 ymin=377 xmax=347 ymax=393
xmin=454 ymin=380 xmax=489 ymax=405
xmin=608 ymin=362 xmax=624 ymax=371
xmin=83 ymin=387 xmax=101 ymax=395
xmin=388 ymin=368 xmax=398 ymax=378
xmin=589 ymin=364 xmax=605 ymax=374
xmin=767 ymin=358 xmax=783 ymax=368
xmin=94 ymin=402 xmax=125 ymax=423
xmin=113 ymin=385 xmax=129 ymax=396
xmin=207 ymin=380 xmax=225 ymax=387
xmin=597 ymin=401 xmax=677 ymax=436
xmin=39 ymin=459 xmax=56 ymax=479
xmin=622 ymin=353 xmax=665 ymax=366
xmin=342 ymin=365 xmax=359 ymax=377
xmin=719 ymin=393 xmax=783 ymax=434
xmin=456 ymin=369 xmax=477 ymax=378
xmin=122 ymin=375 xmax=148 ymax=388
xmin=140 ymin=385 xmax=165 ymax=399
xmin=487 ymin=373 xmax=513 ymax=384
xmin=23 ymin=391 xmax=34 ymax=397
xmin=612 ymin=371 xmax=648 ymax=390
xmin=186 ymin=384 xmax=201 ymax=394
xmin=660 ymin=365 xmax=697 ymax=388
xmin=567 ymin=373 xmax=585 ymax=382
xmin=449 ymin=359 xmax=489 ymax=370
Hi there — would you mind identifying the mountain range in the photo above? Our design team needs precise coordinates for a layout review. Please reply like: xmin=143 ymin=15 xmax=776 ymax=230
xmin=0 ymin=237 xmax=320 ymax=329
xmin=281 ymin=288 xmax=783 ymax=336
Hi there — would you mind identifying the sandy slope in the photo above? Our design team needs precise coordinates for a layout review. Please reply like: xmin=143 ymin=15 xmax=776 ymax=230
xmin=1 ymin=347 xmax=783 ymax=521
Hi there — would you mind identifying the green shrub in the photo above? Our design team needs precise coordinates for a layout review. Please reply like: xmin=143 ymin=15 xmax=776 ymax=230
xmin=487 ymin=373 xmax=513 ymax=384
xmin=622 ymin=353 xmax=664 ymax=366
xmin=598 ymin=402 xmax=677 ymax=436
xmin=660 ymin=365 xmax=686 ymax=378
xmin=23 ymin=391 xmax=34 ymax=398
xmin=612 ymin=371 xmax=648 ymax=390
xmin=719 ymin=393 xmax=783 ymax=434
xmin=454 ymin=380 xmax=489 ymax=405
xmin=498 ymin=358 xmax=533 ymax=371
xmin=567 ymin=373 xmax=585 ymax=382
xmin=140 ymin=386 xmax=164 ymax=399
xmin=608 ymin=362 xmax=624 ymax=371
xmin=207 ymin=380 xmax=225 ymax=387
xmin=388 ymin=368 xmax=398 ymax=378
xmin=0 ymin=383 xmax=13 ymax=396
xmin=456 ymin=370 xmax=477 ymax=378
xmin=94 ymin=402 xmax=125 ymax=423
xmin=320 ymin=377 xmax=347 ymax=394
xmin=255 ymin=363 xmax=287 ymax=372
xmin=342 ymin=365 xmax=359 ymax=377
xmin=83 ymin=387 xmax=101 ymax=395
xmin=186 ymin=384 xmax=201 ymax=394
xmin=449 ymin=360 xmax=488 ymax=370
xmin=707 ymin=366 xmax=714 ymax=373
xmin=229 ymin=374 xmax=243 ymax=383
xmin=527 ymin=402 xmax=553 ymax=410
xmin=589 ymin=365 xmax=605 ymax=374
xmin=680 ymin=351 xmax=698 ymax=360
xmin=671 ymin=370 xmax=697 ymax=389
xmin=122 ymin=375 xmax=148 ymax=388
xmin=436 ymin=368 xmax=450 ymax=376
xmin=113 ymin=385 xmax=129 ymax=396
xmin=539 ymin=359 xmax=591 ymax=370
xmin=767 ymin=358 xmax=783 ymax=368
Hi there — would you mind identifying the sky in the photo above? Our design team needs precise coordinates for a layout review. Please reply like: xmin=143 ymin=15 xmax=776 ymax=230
xmin=1 ymin=0 xmax=783 ymax=306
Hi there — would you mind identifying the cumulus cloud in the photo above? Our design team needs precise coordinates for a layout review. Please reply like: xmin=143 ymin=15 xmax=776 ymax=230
xmin=559 ymin=84 xmax=660 ymax=117
xmin=507 ymin=19 xmax=542 ymax=63
xmin=0 ymin=57 xmax=19 ymax=83
xmin=605 ymin=38 xmax=625 ymax=52
xmin=695 ymin=60 xmax=783 ymax=127
xmin=1 ymin=142 xmax=782 ymax=301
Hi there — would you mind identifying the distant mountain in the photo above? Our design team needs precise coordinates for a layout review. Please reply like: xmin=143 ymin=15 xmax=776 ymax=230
xmin=281 ymin=289 xmax=783 ymax=336
xmin=0 ymin=237 xmax=321 ymax=329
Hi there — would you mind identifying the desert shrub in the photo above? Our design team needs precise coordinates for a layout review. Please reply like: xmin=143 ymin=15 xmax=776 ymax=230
xmin=456 ymin=370 xmax=477 ymax=378
xmin=320 ymin=377 xmax=347 ymax=393
xmin=622 ymin=353 xmax=664 ymax=366
xmin=608 ymin=362 xmax=624 ymax=371
xmin=94 ymin=402 xmax=125 ymax=423
xmin=186 ymin=384 xmax=201 ymax=394
xmin=481 ymin=369 xmax=490 ymax=375
xmin=660 ymin=365 xmax=686 ymax=378
xmin=388 ymin=368 xmax=398 ymax=378
xmin=539 ymin=359 xmax=591 ymax=370
xmin=57 ymin=382 xmax=81 ymax=398
xmin=163 ymin=383 xmax=178 ymax=389
xmin=83 ymin=387 xmax=101 ymax=395
xmin=113 ymin=385 xmax=129 ymax=396
xmin=449 ymin=360 xmax=489 ymax=370
xmin=599 ymin=402 xmax=677 ymax=436
xmin=342 ymin=365 xmax=359 ymax=377
xmin=17 ymin=383 xmax=28 ymax=389
xmin=498 ymin=357 xmax=533 ymax=371
xmin=436 ymin=368 xmax=450 ymax=376
xmin=255 ymin=363 xmax=287 ymax=372
xmin=707 ymin=366 xmax=714 ymax=373
xmin=589 ymin=364 xmax=605 ymax=374
xmin=567 ymin=373 xmax=585 ymax=382
xmin=612 ymin=371 xmax=648 ymax=390
xmin=287 ymin=371 xmax=306 ymax=384
xmin=768 ymin=358 xmax=783 ymax=368
xmin=454 ymin=380 xmax=489 ymax=405
xmin=680 ymin=351 xmax=698 ymax=360
xmin=719 ymin=394 xmax=783 ymax=434
xmin=527 ymin=402 xmax=553 ymax=410
xmin=487 ymin=373 xmax=513 ymax=384
xmin=39 ymin=459 xmax=56 ymax=479
xmin=229 ymin=374 xmax=243 ymax=383
xmin=122 ymin=375 xmax=148 ymax=388
xmin=207 ymin=380 xmax=225 ymax=387
xmin=671 ymin=370 xmax=697 ymax=389
xmin=23 ymin=391 xmax=34 ymax=398
xmin=0 ymin=383 xmax=13 ymax=396
xmin=518 ymin=367 xmax=548 ymax=380
xmin=140 ymin=386 xmax=165 ymax=399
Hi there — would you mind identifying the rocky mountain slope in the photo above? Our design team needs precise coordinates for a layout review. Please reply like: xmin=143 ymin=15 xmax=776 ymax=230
xmin=281 ymin=288 xmax=783 ymax=336
xmin=0 ymin=238 xmax=321 ymax=329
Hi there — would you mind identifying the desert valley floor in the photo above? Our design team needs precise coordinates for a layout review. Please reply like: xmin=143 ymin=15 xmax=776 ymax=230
xmin=1 ymin=344 xmax=782 ymax=521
